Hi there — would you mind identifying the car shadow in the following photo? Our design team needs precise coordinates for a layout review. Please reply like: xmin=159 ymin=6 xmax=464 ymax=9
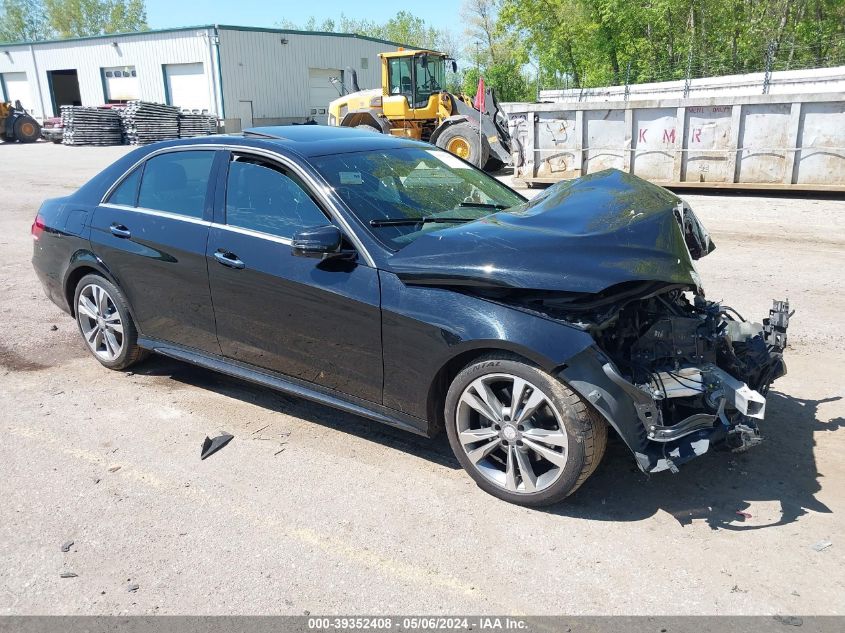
xmin=131 ymin=355 xmax=462 ymax=470
xmin=560 ymin=391 xmax=840 ymax=529
xmin=133 ymin=356 xmax=838 ymax=528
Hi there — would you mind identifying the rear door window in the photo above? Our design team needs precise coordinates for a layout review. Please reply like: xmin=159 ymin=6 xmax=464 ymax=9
xmin=137 ymin=150 xmax=215 ymax=218
xmin=107 ymin=166 xmax=142 ymax=206
xmin=225 ymin=154 xmax=328 ymax=239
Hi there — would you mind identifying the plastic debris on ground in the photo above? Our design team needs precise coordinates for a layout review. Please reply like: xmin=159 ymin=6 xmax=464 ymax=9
xmin=201 ymin=433 xmax=234 ymax=460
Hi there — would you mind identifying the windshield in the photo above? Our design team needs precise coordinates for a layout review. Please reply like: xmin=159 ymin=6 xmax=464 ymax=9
xmin=311 ymin=147 xmax=525 ymax=251
xmin=415 ymin=56 xmax=444 ymax=107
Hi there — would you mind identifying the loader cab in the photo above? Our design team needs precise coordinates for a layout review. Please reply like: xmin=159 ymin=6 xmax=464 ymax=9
xmin=380 ymin=50 xmax=453 ymax=121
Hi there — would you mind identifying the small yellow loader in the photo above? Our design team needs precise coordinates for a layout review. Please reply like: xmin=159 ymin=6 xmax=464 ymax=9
xmin=0 ymin=100 xmax=41 ymax=143
xmin=327 ymin=49 xmax=511 ymax=170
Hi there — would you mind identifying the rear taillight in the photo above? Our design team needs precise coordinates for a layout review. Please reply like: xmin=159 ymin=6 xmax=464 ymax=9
xmin=31 ymin=215 xmax=45 ymax=240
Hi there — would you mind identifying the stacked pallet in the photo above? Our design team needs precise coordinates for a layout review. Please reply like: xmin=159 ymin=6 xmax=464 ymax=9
xmin=178 ymin=112 xmax=218 ymax=138
xmin=120 ymin=101 xmax=180 ymax=144
xmin=60 ymin=106 xmax=123 ymax=146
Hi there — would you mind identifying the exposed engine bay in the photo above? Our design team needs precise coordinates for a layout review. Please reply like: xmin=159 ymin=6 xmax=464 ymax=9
xmin=593 ymin=292 xmax=791 ymax=462
xmin=390 ymin=168 xmax=794 ymax=472
xmin=477 ymin=280 xmax=792 ymax=471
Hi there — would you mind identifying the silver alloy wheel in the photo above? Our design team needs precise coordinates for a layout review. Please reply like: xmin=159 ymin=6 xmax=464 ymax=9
xmin=456 ymin=373 xmax=569 ymax=494
xmin=77 ymin=283 xmax=124 ymax=362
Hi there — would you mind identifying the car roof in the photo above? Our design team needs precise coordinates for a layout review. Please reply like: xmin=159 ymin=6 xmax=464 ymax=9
xmin=242 ymin=125 xmax=428 ymax=157
xmin=127 ymin=126 xmax=431 ymax=161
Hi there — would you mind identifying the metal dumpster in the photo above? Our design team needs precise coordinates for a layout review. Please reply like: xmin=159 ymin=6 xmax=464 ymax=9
xmin=503 ymin=93 xmax=845 ymax=191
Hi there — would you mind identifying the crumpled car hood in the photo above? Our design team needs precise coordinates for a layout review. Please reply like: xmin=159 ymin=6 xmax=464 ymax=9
xmin=387 ymin=168 xmax=715 ymax=294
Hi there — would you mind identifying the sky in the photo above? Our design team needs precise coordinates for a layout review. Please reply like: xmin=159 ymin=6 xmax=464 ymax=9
xmin=144 ymin=0 xmax=462 ymax=35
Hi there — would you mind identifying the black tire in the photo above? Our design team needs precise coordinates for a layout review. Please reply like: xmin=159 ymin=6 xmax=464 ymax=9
xmin=73 ymin=274 xmax=147 ymax=371
xmin=355 ymin=124 xmax=381 ymax=133
xmin=444 ymin=355 xmax=607 ymax=506
xmin=435 ymin=123 xmax=490 ymax=169
xmin=14 ymin=116 xmax=41 ymax=143
xmin=483 ymin=157 xmax=505 ymax=172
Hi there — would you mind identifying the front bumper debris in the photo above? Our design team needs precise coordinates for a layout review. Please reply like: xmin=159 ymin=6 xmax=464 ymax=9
xmin=561 ymin=299 xmax=792 ymax=474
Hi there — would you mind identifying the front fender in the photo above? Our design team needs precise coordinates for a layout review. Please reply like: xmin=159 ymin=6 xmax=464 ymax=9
xmin=339 ymin=110 xmax=392 ymax=134
xmin=430 ymin=116 xmax=470 ymax=146
xmin=379 ymin=271 xmax=595 ymax=420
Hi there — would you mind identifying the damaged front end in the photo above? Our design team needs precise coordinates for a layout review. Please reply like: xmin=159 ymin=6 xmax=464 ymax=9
xmin=571 ymin=295 xmax=790 ymax=473
xmin=390 ymin=168 xmax=793 ymax=473
xmin=488 ymin=280 xmax=792 ymax=473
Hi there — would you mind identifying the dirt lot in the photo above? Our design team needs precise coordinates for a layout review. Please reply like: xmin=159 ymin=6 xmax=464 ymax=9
xmin=1 ymin=142 xmax=843 ymax=615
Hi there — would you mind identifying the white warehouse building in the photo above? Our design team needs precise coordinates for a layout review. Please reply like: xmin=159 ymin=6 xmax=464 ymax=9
xmin=0 ymin=24 xmax=402 ymax=130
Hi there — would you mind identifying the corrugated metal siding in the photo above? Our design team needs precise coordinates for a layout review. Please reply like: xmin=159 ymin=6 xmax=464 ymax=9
xmin=0 ymin=29 xmax=215 ymax=118
xmin=1 ymin=27 xmax=398 ymax=123
xmin=0 ymin=49 xmax=40 ymax=117
xmin=218 ymin=28 xmax=393 ymax=122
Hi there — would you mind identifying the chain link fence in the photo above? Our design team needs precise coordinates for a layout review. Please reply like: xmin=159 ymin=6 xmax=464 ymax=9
xmin=539 ymin=35 xmax=845 ymax=100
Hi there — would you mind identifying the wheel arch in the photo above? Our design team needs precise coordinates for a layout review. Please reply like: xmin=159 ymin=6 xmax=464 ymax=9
xmin=63 ymin=252 xmax=123 ymax=318
xmin=429 ymin=115 xmax=472 ymax=146
xmin=339 ymin=110 xmax=391 ymax=134
xmin=425 ymin=343 xmax=554 ymax=437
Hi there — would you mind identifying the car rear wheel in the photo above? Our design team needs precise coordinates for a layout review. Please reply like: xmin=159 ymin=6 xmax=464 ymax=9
xmin=445 ymin=356 xmax=607 ymax=506
xmin=74 ymin=274 xmax=147 ymax=370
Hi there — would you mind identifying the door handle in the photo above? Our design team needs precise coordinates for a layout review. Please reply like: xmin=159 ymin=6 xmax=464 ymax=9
xmin=109 ymin=223 xmax=131 ymax=239
xmin=214 ymin=250 xmax=245 ymax=269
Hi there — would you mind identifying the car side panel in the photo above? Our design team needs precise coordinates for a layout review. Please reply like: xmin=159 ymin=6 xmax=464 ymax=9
xmin=207 ymin=226 xmax=384 ymax=403
xmin=31 ymin=197 xmax=93 ymax=313
xmin=378 ymin=271 xmax=597 ymax=420
xmin=88 ymin=206 xmax=219 ymax=353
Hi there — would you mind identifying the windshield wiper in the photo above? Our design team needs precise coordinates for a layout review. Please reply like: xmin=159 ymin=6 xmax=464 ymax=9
xmin=369 ymin=216 xmax=477 ymax=227
xmin=458 ymin=202 xmax=510 ymax=210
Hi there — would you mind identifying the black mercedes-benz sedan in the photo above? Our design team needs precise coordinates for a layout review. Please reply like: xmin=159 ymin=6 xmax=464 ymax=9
xmin=32 ymin=125 xmax=791 ymax=505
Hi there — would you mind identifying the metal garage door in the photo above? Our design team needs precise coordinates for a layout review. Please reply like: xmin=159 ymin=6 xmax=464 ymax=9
xmin=308 ymin=68 xmax=341 ymax=124
xmin=2 ymin=72 xmax=37 ymax=116
xmin=164 ymin=63 xmax=211 ymax=112
xmin=103 ymin=66 xmax=139 ymax=102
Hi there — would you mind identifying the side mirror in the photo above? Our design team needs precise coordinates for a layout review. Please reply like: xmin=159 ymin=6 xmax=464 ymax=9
xmin=291 ymin=225 xmax=355 ymax=261
xmin=451 ymin=60 xmax=458 ymax=73
xmin=420 ymin=53 xmax=428 ymax=68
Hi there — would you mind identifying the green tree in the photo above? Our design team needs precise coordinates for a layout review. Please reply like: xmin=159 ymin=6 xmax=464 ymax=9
xmin=0 ymin=0 xmax=147 ymax=41
xmin=44 ymin=0 xmax=147 ymax=38
xmin=500 ymin=0 xmax=845 ymax=90
xmin=280 ymin=11 xmax=454 ymax=52
xmin=0 ymin=0 xmax=50 ymax=41
xmin=461 ymin=0 xmax=534 ymax=101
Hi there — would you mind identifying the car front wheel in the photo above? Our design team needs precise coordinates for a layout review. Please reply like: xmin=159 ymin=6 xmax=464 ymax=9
xmin=445 ymin=356 xmax=607 ymax=506
xmin=74 ymin=274 xmax=147 ymax=370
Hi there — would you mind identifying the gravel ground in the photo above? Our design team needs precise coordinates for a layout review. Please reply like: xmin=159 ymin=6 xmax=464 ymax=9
xmin=0 ymin=142 xmax=843 ymax=615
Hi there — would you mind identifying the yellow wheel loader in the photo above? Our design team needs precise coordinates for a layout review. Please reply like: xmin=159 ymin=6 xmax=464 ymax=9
xmin=0 ymin=100 xmax=41 ymax=143
xmin=327 ymin=49 xmax=511 ymax=171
